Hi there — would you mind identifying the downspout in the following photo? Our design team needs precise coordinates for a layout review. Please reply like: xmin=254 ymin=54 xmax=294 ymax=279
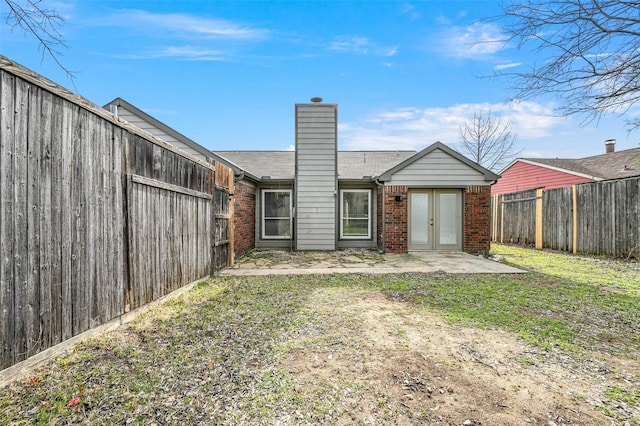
xmin=375 ymin=177 xmax=385 ymax=254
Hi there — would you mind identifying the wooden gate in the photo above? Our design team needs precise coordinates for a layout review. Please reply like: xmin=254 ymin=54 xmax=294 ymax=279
xmin=212 ymin=162 xmax=233 ymax=272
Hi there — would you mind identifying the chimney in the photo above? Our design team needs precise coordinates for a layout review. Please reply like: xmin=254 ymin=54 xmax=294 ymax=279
xmin=294 ymin=97 xmax=338 ymax=250
xmin=605 ymin=139 xmax=616 ymax=153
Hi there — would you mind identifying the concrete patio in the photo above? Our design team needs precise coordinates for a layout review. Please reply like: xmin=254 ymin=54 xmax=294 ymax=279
xmin=220 ymin=250 xmax=524 ymax=276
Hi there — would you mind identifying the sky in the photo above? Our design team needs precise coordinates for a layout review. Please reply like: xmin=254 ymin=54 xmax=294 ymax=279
xmin=1 ymin=0 xmax=639 ymax=168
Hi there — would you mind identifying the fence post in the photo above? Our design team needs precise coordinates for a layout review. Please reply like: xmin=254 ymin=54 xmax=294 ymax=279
xmin=500 ymin=195 xmax=505 ymax=244
xmin=572 ymin=184 xmax=578 ymax=254
xmin=535 ymin=189 xmax=543 ymax=249
xmin=209 ymin=160 xmax=216 ymax=276
xmin=491 ymin=194 xmax=497 ymax=242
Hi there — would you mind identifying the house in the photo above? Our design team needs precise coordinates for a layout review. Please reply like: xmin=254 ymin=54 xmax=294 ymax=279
xmin=492 ymin=140 xmax=640 ymax=195
xmin=210 ymin=100 xmax=499 ymax=257
xmin=106 ymin=97 xmax=499 ymax=259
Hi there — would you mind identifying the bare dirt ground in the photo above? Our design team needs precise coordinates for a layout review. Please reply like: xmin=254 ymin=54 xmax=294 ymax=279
xmin=3 ymin=263 xmax=639 ymax=425
xmin=283 ymin=287 xmax=638 ymax=425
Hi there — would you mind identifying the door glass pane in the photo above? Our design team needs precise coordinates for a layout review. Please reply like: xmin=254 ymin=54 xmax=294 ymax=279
xmin=410 ymin=193 xmax=429 ymax=245
xmin=438 ymin=193 xmax=457 ymax=245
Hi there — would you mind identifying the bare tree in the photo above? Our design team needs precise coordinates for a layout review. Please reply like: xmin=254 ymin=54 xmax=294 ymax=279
xmin=495 ymin=0 xmax=640 ymax=128
xmin=458 ymin=110 xmax=520 ymax=172
xmin=2 ymin=0 xmax=73 ymax=77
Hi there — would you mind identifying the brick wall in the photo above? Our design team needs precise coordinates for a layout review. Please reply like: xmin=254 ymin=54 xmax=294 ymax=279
xmin=463 ymin=185 xmax=491 ymax=254
xmin=233 ymin=182 xmax=256 ymax=259
xmin=376 ymin=188 xmax=383 ymax=251
xmin=383 ymin=185 xmax=408 ymax=253
xmin=381 ymin=185 xmax=491 ymax=254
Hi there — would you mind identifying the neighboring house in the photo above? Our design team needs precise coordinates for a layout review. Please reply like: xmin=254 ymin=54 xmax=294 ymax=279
xmin=492 ymin=141 xmax=640 ymax=195
xmin=106 ymin=98 xmax=499 ymax=258
xmin=105 ymin=98 xmax=214 ymax=161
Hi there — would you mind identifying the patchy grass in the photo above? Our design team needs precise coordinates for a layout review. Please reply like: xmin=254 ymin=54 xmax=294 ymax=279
xmin=381 ymin=272 xmax=640 ymax=354
xmin=492 ymin=243 xmax=640 ymax=295
xmin=1 ymin=247 xmax=640 ymax=424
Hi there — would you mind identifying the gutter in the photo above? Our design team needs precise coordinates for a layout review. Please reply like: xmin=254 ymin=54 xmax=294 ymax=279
xmin=374 ymin=177 xmax=385 ymax=253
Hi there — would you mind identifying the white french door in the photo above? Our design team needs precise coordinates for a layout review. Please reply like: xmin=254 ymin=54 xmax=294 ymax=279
xmin=408 ymin=189 xmax=462 ymax=250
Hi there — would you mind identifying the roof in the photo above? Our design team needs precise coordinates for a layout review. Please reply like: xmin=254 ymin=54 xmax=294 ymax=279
xmin=511 ymin=147 xmax=640 ymax=181
xmin=213 ymin=150 xmax=417 ymax=181
xmin=104 ymin=97 xmax=214 ymax=160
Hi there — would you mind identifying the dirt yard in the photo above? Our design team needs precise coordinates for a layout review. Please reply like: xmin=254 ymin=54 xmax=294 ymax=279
xmin=1 ymin=246 xmax=639 ymax=425
xmin=281 ymin=287 xmax=636 ymax=425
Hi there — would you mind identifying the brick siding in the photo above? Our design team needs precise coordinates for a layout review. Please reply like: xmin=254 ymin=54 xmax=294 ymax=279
xmin=383 ymin=185 xmax=408 ymax=253
xmin=381 ymin=185 xmax=491 ymax=254
xmin=463 ymin=185 xmax=491 ymax=254
xmin=233 ymin=182 xmax=256 ymax=259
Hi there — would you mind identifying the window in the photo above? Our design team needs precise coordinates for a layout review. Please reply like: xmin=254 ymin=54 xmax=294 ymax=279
xmin=340 ymin=189 xmax=371 ymax=239
xmin=262 ymin=190 xmax=292 ymax=239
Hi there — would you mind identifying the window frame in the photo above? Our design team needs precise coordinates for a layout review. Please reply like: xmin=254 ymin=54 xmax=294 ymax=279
xmin=261 ymin=189 xmax=292 ymax=240
xmin=340 ymin=189 xmax=372 ymax=240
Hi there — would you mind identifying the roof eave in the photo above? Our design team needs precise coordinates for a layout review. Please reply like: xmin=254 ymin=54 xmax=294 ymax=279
xmin=338 ymin=176 xmax=376 ymax=184
xmin=258 ymin=177 xmax=295 ymax=184
xmin=104 ymin=97 xmax=215 ymax=161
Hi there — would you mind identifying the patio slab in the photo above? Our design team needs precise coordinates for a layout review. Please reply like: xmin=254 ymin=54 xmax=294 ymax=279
xmin=220 ymin=250 xmax=524 ymax=276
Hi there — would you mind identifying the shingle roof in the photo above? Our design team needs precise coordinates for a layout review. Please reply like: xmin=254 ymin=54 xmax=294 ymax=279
xmin=213 ymin=150 xmax=417 ymax=180
xmin=521 ymin=146 xmax=640 ymax=180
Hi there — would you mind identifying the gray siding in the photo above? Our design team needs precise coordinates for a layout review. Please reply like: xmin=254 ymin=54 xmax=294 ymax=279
xmin=116 ymin=106 xmax=207 ymax=161
xmin=295 ymin=104 xmax=337 ymax=250
xmin=387 ymin=148 xmax=488 ymax=186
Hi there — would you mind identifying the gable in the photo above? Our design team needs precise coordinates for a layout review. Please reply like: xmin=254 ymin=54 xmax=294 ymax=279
xmin=382 ymin=146 xmax=494 ymax=187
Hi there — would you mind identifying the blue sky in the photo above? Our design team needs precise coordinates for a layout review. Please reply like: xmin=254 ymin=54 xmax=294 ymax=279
xmin=1 ymin=0 xmax=639 ymax=162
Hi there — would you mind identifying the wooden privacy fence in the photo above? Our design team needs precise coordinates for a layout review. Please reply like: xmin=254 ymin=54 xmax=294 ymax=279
xmin=492 ymin=176 xmax=640 ymax=258
xmin=0 ymin=57 xmax=232 ymax=371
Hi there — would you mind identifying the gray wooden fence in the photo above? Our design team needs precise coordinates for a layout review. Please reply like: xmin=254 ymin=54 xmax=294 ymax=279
xmin=0 ymin=57 xmax=232 ymax=371
xmin=492 ymin=177 xmax=640 ymax=258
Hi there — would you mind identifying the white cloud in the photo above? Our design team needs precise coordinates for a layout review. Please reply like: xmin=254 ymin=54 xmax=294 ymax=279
xmin=494 ymin=62 xmax=522 ymax=71
xmin=339 ymin=101 xmax=566 ymax=151
xmin=328 ymin=36 xmax=398 ymax=57
xmin=438 ymin=22 xmax=507 ymax=59
xmin=151 ymin=46 xmax=227 ymax=61
xmin=100 ymin=10 xmax=269 ymax=40
xmin=400 ymin=4 xmax=421 ymax=21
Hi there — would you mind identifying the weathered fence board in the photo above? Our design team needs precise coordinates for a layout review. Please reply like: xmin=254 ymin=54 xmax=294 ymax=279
xmin=1 ymin=68 xmax=16 ymax=367
xmin=0 ymin=57 xmax=233 ymax=371
xmin=213 ymin=187 xmax=231 ymax=272
xmin=493 ymin=177 xmax=640 ymax=258
xmin=494 ymin=189 xmax=537 ymax=246
xmin=542 ymin=187 xmax=573 ymax=252
xmin=13 ymin=75 xmax=29 ymax=363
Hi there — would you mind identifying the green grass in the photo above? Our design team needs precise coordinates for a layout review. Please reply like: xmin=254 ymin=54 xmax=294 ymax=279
xmin=492 ymin=243 xmax=640 ymax=294
xmin=2 ymin=247 xmax=640 ymax=424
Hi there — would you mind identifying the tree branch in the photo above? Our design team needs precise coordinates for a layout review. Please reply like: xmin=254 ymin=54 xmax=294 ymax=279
xmin=2 ymin=0 xmax=75 ymax=79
